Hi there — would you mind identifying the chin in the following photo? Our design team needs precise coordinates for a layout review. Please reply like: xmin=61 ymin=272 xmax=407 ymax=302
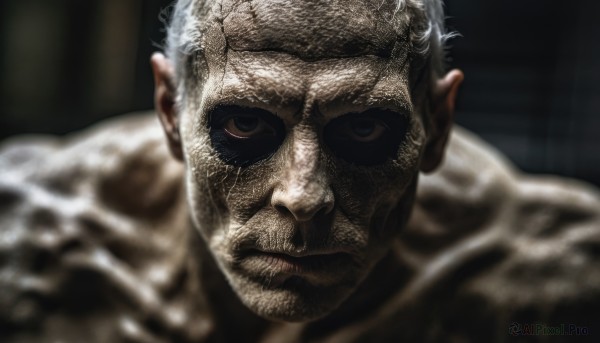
xmin=231 ymin=274 xmax=359 ymax=322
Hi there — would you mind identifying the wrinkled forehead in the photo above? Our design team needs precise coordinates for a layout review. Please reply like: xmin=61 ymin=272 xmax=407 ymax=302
xmin=180 ymin=0 xmax=416 ymax=112
xmin=220 ymin=0 xmax=405 ymax=59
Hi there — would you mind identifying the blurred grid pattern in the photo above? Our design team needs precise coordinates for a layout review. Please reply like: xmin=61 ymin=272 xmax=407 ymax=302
xmin=446 ymin=0 xmax=600 ymax=185
xmin=0 ymin=0 xmax=598 ymax=185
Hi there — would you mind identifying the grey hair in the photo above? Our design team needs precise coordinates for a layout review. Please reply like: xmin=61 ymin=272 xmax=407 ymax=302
xmin=408 ymin=0 xmax=456 ymax=78
xmin=164 ymin=0 xmax=454 ymax=87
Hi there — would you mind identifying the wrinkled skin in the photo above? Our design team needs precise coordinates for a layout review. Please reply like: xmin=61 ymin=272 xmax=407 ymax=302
xmin=163 ymin=0 xmax=439 ymax=322
xmin=1 ymin=0 xmax=600 ymax=342
xmin=1 ymin=117 xmax=599 ymax=342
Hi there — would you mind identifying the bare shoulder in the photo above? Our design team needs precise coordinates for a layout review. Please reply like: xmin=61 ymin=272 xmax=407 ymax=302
xmin=0 ymin=114 xmax=207 ymax=342
xmin=395 ymin=126 xmax=600 ymax=340
xmin=0 ymin=112 xmax=183 ymax=194
xmin=0 ymin=113 xmax=187 ymax=239
xmin=409 ymin=125 xmax=599 ymax=243
xmin=404 ymin=126 xmax=521 ymax=254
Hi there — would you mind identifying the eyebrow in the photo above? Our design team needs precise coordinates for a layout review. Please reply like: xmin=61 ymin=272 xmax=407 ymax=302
xmin=214 ymin=84 xmax=305 ymax=114
xmin=211 ymin=51 xmax=413 ymax=118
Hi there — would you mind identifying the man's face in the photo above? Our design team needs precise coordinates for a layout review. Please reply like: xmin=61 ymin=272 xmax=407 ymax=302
xmin=173 ymin=0 xmax=429 ymax=321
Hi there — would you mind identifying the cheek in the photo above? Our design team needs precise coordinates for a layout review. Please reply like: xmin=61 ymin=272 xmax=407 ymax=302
xmin=184 ymin=151 xmax=228 ymax=242
xmin=180 ymin=116 xmax=229 ymax=240
xmin=332 ymin=165 xmax=415 ymax=231
xmin=184 ymin=139 xmax=277 ymax=241
xmin=331 ymin=122 xmax=424 ymax=236
xmin=218 ymin=164 xmax=278 ymax=223
xmin=178 ymin=100 xmax=272 ymax=239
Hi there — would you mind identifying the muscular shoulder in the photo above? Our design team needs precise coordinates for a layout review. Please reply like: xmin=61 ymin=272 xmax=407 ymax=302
xmin=408 ymin=126 xmax=599 ymax=247
xmin=394 ymin=126 xmax=600 ymax=340
xmin=0 ymin=112 xmax=182 ymax=198
xmin=0 ymin=113 xmax=188 ymax=253
xmin=0 ymin=114 xmax=207 ymax=342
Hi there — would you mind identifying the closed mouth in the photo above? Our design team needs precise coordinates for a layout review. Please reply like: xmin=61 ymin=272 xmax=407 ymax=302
xmin=237 ymin=249 xmax=353 ymax=279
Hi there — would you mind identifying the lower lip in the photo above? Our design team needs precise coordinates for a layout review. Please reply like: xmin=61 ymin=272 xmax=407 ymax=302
xmin=241 ymin=251 xmax=350 ymax=276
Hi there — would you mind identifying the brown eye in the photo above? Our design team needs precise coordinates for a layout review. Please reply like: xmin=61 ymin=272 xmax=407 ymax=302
xmin=208 ymin=105 xmax=286 ymax=167
xmin=324 ymin=109 xmax=409 ymax=166
xmin=224 ymin=116 xmax=275 ymax=138
xmin=343 ymin=117 xmax=387 ymax=142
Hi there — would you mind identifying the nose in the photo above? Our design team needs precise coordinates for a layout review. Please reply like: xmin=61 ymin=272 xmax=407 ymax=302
xmin=271 ymin=129 xmax=334 ymax=222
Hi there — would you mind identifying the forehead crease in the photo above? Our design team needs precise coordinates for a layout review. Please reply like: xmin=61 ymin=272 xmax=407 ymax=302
xmin=306 ymin=58 xmax=385 ymax=102
xmin=226 ymin=53 xmax=386 ymax=87
xmin=221 ymin=0 xmax=401 ymax=60
xmin=311 ymin=61 xmax=413 ymax=116
xmin=216 ymin=51 xmax=411 ymax=116
xmin=222 ymin=51 xmax=307 ymax=103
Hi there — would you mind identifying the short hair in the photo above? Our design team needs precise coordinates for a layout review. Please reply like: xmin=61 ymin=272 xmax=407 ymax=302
xmin=163 ymin=0 xmax=453 ymax=95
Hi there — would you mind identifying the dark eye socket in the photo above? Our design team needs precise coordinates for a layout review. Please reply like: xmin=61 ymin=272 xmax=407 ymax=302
xmin=324 ymin=109 xmax=409 ymax=166
xmin=338 ymin=117 xmax=388 ymax=143
xmin=223 ymin=115 xmax=276 ymax=139
xmin=232 ymin=116 xmax=259 ymax=133
xmin=208 ymin=105 xmax=285 ymax=167
xmin=351 ymin=118 xmax=377 ymax=137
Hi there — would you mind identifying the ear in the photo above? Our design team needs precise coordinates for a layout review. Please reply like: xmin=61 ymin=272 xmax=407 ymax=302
xmin=420 ymin=69 xmax=464 ymax=173
xmin=151 ymin=52 xmax=183 ymax=160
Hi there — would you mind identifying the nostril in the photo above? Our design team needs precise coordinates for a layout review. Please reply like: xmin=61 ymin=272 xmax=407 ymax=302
xmin=275 ymin=204 xmax=292 ymax=217
xmin=315 ymin=205 xmax=332 ymax=218
xmin=271 ymin=185 xmax=335 ymax=221
xmin=274 ymin=202 xmax=332 ymax=222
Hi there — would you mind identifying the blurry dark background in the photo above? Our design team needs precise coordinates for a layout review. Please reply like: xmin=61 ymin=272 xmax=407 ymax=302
xmin=0 ymin=0 xmax=598 ymax=185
